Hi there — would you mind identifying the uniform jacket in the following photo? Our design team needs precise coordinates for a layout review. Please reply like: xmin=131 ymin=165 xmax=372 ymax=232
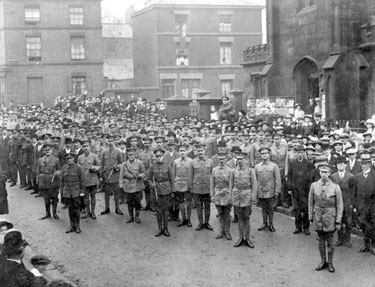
xmin=36 ymin=156 xmax=61 ymax=189
xmin=308 ymin=178 xmax=343 ymax=232
xmin=100 ymin=148 xmax=123 ymax=183
xmin=138 ymin=149 xmax=153 ymax=181
xmin=77 ymin=152 xmax=100 ymax=187
xmin=60 ymin=163 xmax=85 ymax=198
xmin=255 ymin=160 xmax=281 ymax=199
xmin=210 ymin=165 xmax=232 ymax=206
xmin=173 ymin=157 xmax=192 ymax=192
xmin=148 ymin=161 xmax=175 ymax=195
xmin=8 ymin=137 xmax=18 ymax=162
xmin=230 ymin=166 xmax=257 ymax=207
xmin=189 ymin=157 xmax=213 ymax=194
xmin=119 ymin=159 xmax=145 ymax=192
xmin=21 ymin=141 xmax=33 ymax=166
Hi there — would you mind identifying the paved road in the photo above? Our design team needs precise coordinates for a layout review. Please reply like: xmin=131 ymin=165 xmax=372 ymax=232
xmin=2 ymin=184 xmax=375 ymax=287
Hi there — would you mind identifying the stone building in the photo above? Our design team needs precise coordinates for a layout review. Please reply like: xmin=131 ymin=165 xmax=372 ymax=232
xmin=243 ymin=0 xmax=375 ymax=121
xmin=131 ymin=0 xmax=264 ymax=119
xmin=0 ymin=0 xmax=103 ymax=106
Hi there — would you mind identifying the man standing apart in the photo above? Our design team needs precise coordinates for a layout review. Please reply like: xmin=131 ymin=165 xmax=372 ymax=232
xmin=36 ymin=143 xmax=61 ymax=220
xmin=255 ymin=147 xmax=281 ymax=232
xmin=190 ymin=144 xmax=214 ymax=231
xmin=308 ymin=164 xmax=343 ymax=273
xmin=211 ymin=152 xmax=232 ymax=240
xmin=231 ymin=152 xmax=257 ymax=248
xmin=149 ymin=149 xmax=175 ymax=237
xmin=77 ymin=140 xmax=100 ymax=219
xmin=173 ymin=144 xmax=193 ymax=227
xmin=61 ymin=152 xmax=85 ymax=234
xmin=119 ymin=148 xmax=145 ymax=224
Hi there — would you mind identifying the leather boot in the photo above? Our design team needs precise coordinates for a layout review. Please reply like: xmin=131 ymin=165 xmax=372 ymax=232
xmin=224 ymin=216 xmax=232 ymax=240
xmin=52 ymin=204 xmax=59 ymax=219
xmin=244 ymin=219 xmax=254 ymax=248
xmin=216 ymin=217 xmax=225 ymax=239
xmin=40 ymin=203 xmax=51 ymax=220
xmin=268 ymin=212 xmax=275 ymax=232
xmin=155 ymin=213 xmax=164 ymax=237
xmin=75 ymin=209 xmax=81 ymax=233
xmin=127 ymin=205 xmax=134 ymax=223
xmin=316 ymin=241 xmax=328 ymax=271
xmin=135 ymin=208 xmax=141 ymax=224
xmin=163 ymin=212 xmax=170 ymax=237
xmin=327 ymin=252 xmax=335 ymax=273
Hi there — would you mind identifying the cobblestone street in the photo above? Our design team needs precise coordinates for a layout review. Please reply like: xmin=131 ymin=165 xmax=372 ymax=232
xmin=2 ymin=184 xmax=375 ymax=287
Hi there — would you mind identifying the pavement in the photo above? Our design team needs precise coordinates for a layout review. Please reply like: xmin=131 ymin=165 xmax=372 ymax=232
xmin=2 ymin=183 xmax=375 ymax=287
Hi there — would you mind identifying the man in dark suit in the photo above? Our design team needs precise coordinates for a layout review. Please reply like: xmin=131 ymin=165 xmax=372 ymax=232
xmin=0 ymin=229 xmax=45 ymax=287
xmin=288 ymin=145 xmax=314 ymax=235
xmin=354 ymin=153 xmax=375 ymax=255
xmin=331 ymin=156 xmax=355 ymax=248
xmin=346 ymin=148 xmax=362 ymax=175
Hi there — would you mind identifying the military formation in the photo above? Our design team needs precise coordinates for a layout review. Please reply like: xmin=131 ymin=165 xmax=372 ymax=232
xmin=1 ymin=96 xmax=375 ymax=274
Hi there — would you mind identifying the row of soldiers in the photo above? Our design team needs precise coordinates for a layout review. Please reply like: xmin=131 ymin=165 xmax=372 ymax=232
xmin=1 ymin=112 xmax=375 ymax=269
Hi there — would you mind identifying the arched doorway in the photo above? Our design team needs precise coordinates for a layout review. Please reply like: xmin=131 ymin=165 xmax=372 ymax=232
xmin=294 ymin=57 xmax=320 ymax=114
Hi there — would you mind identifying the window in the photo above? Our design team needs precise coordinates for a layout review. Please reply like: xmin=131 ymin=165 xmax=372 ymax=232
xmin=0 ymin=77 xmax=4 ymax=93
xmin=24 ymin=6 xmax=40 ymax=24
xmin=70 ymin=37 xmax=85 ymax=60
xmin=298 ymin=0 xmax=316 ymax=10
xmin=72 ymin=77 xmax=86 ymax=95
xmin=176 ymin=49 xmax=189 ymax=66
xmin=162 ymin=79 xmax=175 ymax=99
xmin=175 ymin=14 xmax=188 ymax=37
xmin=221 ymin=80 xmax=233 ymax=97
xmin=220 ymin=43 xmax=232 ymax=64
xmin=181 ymin=79 xmax=200 ymax=98
xmin=26 ymin=36 xmax=41 ymax=61
xmin=219 ymin=15 xmax=232 ymax=32
xmin=70 ymin=7 xmax=84 ymax=25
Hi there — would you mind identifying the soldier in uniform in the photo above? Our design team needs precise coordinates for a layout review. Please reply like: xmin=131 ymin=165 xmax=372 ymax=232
xmin=148 ymin=149 xmax=175 ymax=237
xmin=61 ymin=152 xmax=85 ymax=233
xmin=100 ymin=136 xmax=123 ymax=215
xmin=119 ymin=148 xmax=145 ymax=223
xmin=308 ymin=164 xmax=343 ymax=273
xmin=77 ymin=139 xmax=100 ymax=219
xmin=173 ymin=144 xmax=193 ymax=227
xmin=138 ymin=137 xmax=154 ymax=211
xmin=7 ymin=132 xmax=18 ymax=186
xmin=190 ymin=144 xmax=214 ymax=231
xmin=211 ymin=152 xmax=232 ymax=240
xmin=36 ymin=143 xmax=61 ymax=220
xmin=255 ymin=146 xmax=281 ymax=232
xmin=231 ymin=151 xmax=257 ymax=248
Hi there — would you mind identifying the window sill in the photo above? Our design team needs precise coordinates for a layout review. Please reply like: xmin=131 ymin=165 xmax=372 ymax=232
xmin=24 ymin=20 xmax=40 ymax=25
xmin=296 ymin=5 xmax=317 ymax=17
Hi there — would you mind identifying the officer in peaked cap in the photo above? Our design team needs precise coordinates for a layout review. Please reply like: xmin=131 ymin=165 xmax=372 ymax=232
xmin=148 ymin=148 xmax=175 ymax=237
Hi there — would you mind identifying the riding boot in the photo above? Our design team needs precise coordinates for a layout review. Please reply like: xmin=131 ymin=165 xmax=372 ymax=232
xmin=52 ymin=204 xmax=59 ymax=219
xmin=197 ymin=205 xmax=203 ymax=225
xmin=327 ymin=251 xmax=335 ymax=272
xmin=225 ymin=216 xmax=232 ymax=240
xmin=135 ymin=208 xmax=141 ymax=223
xmin=162 ymin=211 xmax=170 ymax=236
xmin=40 ymin=203 xmax=51 ymax=219
xmin=155 ymin=213 xmax=163 ymax=237
xmin=216 ymin=216 xmax=225 ymax=239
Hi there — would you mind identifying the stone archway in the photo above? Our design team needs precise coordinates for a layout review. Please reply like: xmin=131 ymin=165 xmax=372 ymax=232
xmin=293 ymin=57 xmax=320 ymax=113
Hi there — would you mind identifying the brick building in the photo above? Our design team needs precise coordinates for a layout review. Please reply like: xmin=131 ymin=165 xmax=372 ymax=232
xmin=0 ymin=0 xmax=103 ymax=106
xmin=102 ymin=23 xmax=134 ymax=94
xmin=243 ymin=0 xmax=375 ymax=121
xmin=131 ymin=0 xmax=264 ymax=119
